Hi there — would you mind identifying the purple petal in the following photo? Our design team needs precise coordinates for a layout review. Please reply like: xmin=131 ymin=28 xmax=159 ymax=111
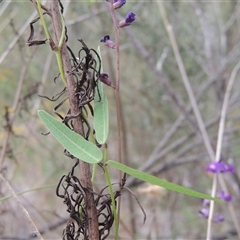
xmin=206 ymin=162 xmax=219 ymax=173
xmin=118 ymin=12 xmax=136 ymax=28
xmin=213 ymin=213 xmax=224 ymax=223
xmin=113 ymin=0 xmax=126 ymax=9
xmin=221 ymin=161 xmax=234 ymax=173
xmin=220 ymin=161 xmax=229 ymax=172
xmin=201 ymin=199 xmax=210 ymax=207
xmin=125 ymin=11 xmax=136 ymax=24
xmin=206 ymin=160 xmax=235 ymax=174
xmin=100 ymin=35 xmax=115 ymax=49
xmin=100 ymin=35 xmax=110 ymax=43
xmin=227 ymin=165 xmax=235 ymax=173
xmin=99 ymin=73 xmax=112 ymax=86
xmin=220 ymin=190 xmax=232 ymax=202
xmin=198 ymin=208 xmax=209 ymax=218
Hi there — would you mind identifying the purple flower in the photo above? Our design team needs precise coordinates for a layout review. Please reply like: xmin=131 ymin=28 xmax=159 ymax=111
xmin=113 ymin=0 xmax=126 ymax=9
xmin=100 ymin=35 xmax=115 ymax=49
xmin=106 ymin=0 xmax=126 ymax=9
xmin=220 ymin=190 xmax=232 ymax=202
xmin=206 ymin=160 xmax=234 ymax=173
xmin=213 ymin=213 xmax=224 ymax=223
xmin=201 ymin=199 xmax=210 ymax=207
xmin=100 ymin=35 xmax=110 ymax=43
xmin=198 ymin=209 xmax=224 ymax=223
xmin=198 ymin=208 xmax=209 ymax=218
xmin=99 ymin=73 xmax=115 ymax=88
xmin=118 ymin=11 xmax=136 ymax=28
xmin=125 ymin=11 xmax=136 ymax=23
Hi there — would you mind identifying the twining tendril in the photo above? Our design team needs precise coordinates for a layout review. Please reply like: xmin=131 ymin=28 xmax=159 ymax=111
xmin=56 ymin=160 xmax=122 ymax=240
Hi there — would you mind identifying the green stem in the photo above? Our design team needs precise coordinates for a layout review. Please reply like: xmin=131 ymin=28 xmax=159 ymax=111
xmin=55 ymin=51 xmax=66 ymax=85
xmin=56 ymin=12 xmax=67 ymax=84
xmin=103 ymin=147 xmax=118 ymax=240
xmin=36 ymin=0 xmax=51 ymax=39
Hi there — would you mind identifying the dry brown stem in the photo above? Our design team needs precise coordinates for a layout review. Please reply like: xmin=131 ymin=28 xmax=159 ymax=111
xmin=49 ymin=1 xmax=99 ymax=239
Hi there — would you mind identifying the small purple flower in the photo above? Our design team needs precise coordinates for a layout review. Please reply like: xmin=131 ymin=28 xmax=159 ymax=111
xmin=198 ymin=209 xmax=224 ymax=223
xmin=118 ymin=11 xmax=136 ymax=28
xmin=206 ymin=160 xmax=234 ymax=174
xmin=198 ymin=208 xmax=209 ymax=219
xmin=125 ymin=11 xmax=136 ymax=23
xmin=99 ymin=73 xmax=115 ymax=88
xmin=220 ymin=190 xmax=232 ymax=202
xmin=113 ymin=0 xmax=126 ymax=9
xmin=201 ymin=199 xmax=210 ymax=207
xmin=106 ymin=0 xmax=126 ymax=9
xmin=100 ymin=35 xmax=115 ymax=49
xmin=213 ymin=213 xmax=224 ymax=223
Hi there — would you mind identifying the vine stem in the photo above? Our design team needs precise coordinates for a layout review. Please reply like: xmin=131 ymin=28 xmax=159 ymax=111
xmin=102 ymin=146 xmax=119 ymax=238
xmin=35 ymin=0 xmax=51 ymax=39
xmin=108 ymin=1 xmax=122 ymax=239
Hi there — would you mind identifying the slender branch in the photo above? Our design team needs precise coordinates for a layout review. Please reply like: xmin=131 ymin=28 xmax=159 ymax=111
xmin=157 ymin=3 xmax=240 ymax=240
xmin=158 ymin=2 xmax=215 ymax=161
xmin=207 ymin=60 xmax=240 ymax=240
xmin=0 ymin=0 xmax=11 ymax=17
xmin=0 ymin=174 xmax=43 ymax=240
xmin=109 ymin=1 xmax=122 ymax=238
xmin=35 ymin=0 xmax=51 ymax=39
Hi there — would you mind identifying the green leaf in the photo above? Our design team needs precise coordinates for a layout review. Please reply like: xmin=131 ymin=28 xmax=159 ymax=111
xmin=38 ymin=110 xmax=102 ymax=164
xmin=94 ymin=81 xmax=109 ymax=144
xmin=107 ymin=160 xmax=222 ymax=202
xmin=94 ymin=46 xmax=109 ymax=144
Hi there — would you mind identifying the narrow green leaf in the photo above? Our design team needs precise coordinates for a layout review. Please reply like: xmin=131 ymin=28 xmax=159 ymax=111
xmin=38 ymin=110 xmax=102 ymax=164
xmin=94 ymin=46 xmax=109 ymax=144
xmin=108 ymin=160 xmax=222 ymax=202
xmin=94 ymin=81 xmax=109 ymax=144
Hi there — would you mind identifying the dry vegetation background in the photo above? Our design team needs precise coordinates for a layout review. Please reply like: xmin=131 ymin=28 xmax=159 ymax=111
xmin=1 ymin=1 xmax=240 ymax=239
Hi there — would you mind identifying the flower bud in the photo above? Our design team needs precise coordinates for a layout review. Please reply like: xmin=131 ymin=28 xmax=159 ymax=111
xmin=119 ymin=11 xmax=136 ymax=28
xmin=106 ymin=0 xmax=126 ymax=10
xmin=100 ymin=35 xmax=115 ymax=49
xmin=99 ymin=73 xmax=115 ymax=88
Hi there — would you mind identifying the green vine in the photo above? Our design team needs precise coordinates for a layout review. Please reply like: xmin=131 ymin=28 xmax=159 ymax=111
xmin=102 ymin=146 xmax=119 ymax=240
